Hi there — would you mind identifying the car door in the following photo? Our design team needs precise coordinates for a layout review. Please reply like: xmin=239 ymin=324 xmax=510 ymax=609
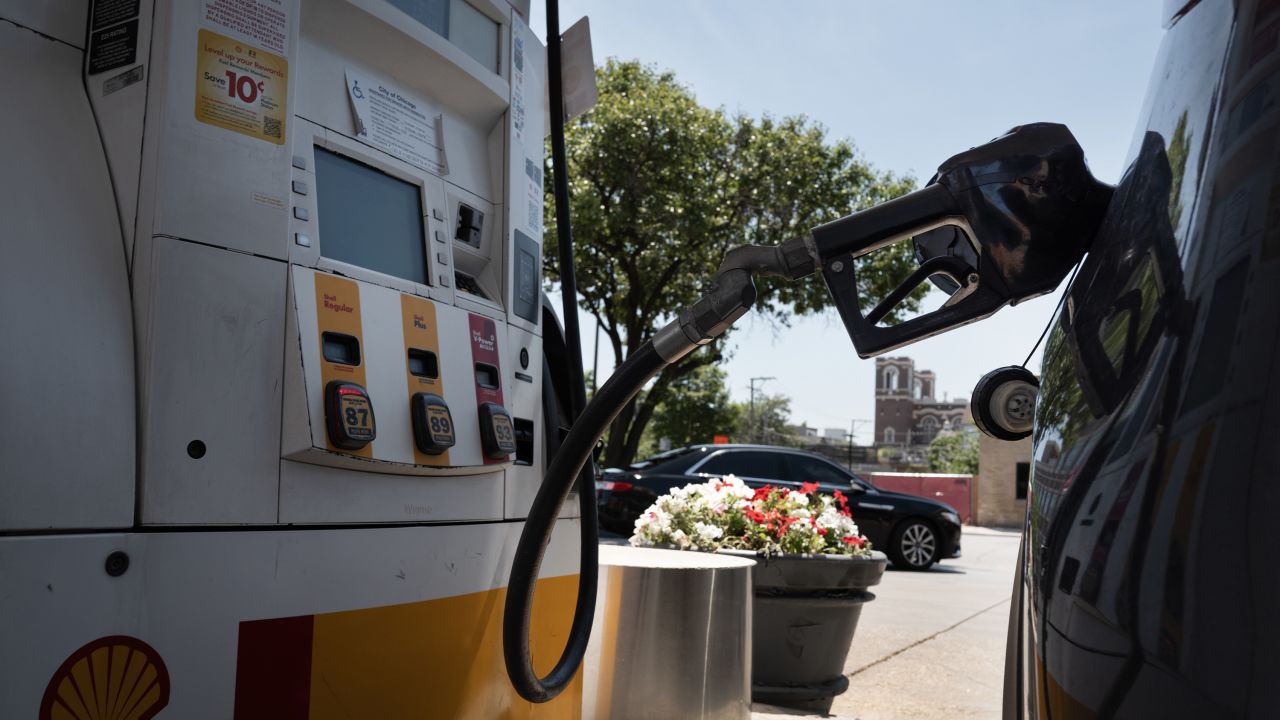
xmin=846 ymin=477 xmax=896 ymax=549
xmin=782 ymin=454 xmax=892 ymax=546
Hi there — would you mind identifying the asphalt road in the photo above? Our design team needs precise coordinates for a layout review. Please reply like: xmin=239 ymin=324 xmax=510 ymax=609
xmin=754 ymin=527 xmax=1022 ymax=720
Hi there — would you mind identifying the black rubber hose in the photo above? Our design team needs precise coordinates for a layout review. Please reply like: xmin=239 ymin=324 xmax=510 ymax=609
xmin=504 ymin=341 xmax=668 ymax=702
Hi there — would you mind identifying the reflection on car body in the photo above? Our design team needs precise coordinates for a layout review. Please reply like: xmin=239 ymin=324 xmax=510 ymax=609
xmin=1006 ymin=1 xmax=1280 ymax=716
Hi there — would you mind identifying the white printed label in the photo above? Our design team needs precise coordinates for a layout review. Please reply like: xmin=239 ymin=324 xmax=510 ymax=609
xmin=345 ymin=68 xmax=447 ymax=176
xmin=202 ymin=0 xmax=288 ymax=55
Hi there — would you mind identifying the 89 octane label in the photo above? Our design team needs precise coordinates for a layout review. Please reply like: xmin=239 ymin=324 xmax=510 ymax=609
xmin=426 ymin=405 xmax=454 ymax=444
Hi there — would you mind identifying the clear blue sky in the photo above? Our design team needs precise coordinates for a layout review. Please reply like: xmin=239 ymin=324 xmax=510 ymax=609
xmin=534 ymin=1 xmax=1165 ymax=443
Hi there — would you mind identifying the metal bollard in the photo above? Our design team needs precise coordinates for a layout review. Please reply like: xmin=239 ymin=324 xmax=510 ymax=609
xmin=583 ymin=545 xmax=755 ymax=720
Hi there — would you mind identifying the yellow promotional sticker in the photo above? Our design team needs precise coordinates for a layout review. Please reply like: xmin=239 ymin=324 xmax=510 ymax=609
xmin=194 ymin=29 xmax=287 ymax=144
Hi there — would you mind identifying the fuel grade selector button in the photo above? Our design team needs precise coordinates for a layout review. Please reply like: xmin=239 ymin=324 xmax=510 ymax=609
xmin=478 ymin=402 xmax=517 ymax=459
xmin=325 ymin=380 xmax=376 ymax=450
xmin=411 ymin=393 xmax=456 ymax=455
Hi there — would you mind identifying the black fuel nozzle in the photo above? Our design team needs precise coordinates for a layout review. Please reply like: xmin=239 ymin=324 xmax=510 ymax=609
xmin=814 ymin=122 xmax=1113 ymax=358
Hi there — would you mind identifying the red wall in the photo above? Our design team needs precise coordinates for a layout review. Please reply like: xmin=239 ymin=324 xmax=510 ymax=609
xmin=867 ymin=473 xmax=973 ymax=524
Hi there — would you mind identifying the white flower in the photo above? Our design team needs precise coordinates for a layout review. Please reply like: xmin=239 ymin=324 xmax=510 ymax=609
xmin=693 ymin=521 xmax=723 ymax=544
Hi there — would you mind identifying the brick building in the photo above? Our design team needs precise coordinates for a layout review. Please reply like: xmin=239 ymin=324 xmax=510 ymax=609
xmin=873 ymin=357 xmax=969 ymax=453
xmin=973 ymin=434 xmax=1032 ymax=527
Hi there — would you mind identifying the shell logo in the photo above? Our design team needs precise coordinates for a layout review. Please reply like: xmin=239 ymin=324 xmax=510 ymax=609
xmin=39 ymin=636 xmax=170 ymax=720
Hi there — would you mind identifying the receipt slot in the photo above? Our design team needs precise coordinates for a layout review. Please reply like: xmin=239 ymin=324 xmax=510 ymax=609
xmin=478 ymin=402 xmax=517 ymax=459
xmin=411 ymin=392 xmax=456 ymax=455
xmin=325 ymin=381 xmax=376 ymax=450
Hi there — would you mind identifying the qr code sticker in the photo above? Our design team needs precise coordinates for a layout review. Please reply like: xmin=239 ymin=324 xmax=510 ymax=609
xmin=263 ymin=116 xmax=282 ymax=139
xmin=528 ymin=198 xmax=541 ymax=234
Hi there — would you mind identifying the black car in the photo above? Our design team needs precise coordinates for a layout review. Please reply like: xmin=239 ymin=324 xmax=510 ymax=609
xmin=597 ymin=444 xmax=961 ymax=570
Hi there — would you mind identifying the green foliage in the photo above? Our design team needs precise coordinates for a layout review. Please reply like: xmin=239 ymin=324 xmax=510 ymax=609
xmin=734 ymin=392 xmax=792 ymax=445
xmin=547 ymin=60 xmax=923 ymax=467
xmin=649 ymin=365 xmax=741 ymax=447
xmin=927 ymin=432 xmax=979 ymax=474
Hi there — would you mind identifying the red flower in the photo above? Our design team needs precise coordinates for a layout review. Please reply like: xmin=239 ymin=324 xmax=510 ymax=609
xmin=834 ymin=490 xmax=852 ymax=516
xmin=776 ymin=516 xmax=799 ymax=539
xmin=800 ymin=481 xmax=819 ymax=494
xmin=841 ymin=535 xmax=866 ymax=547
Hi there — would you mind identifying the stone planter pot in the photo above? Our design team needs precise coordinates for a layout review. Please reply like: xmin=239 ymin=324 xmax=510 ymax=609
xmin=721 ymin=549 xmax=887 ymax=713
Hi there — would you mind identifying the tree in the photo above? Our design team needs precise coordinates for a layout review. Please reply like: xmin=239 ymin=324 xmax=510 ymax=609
xmin=734 ymin=392 xmax=791 ymax=445
xmin=927 ymin=432 xmax=979 ymax=474
xmin=648 ymin=365 xmax=741 ymax=448
xmin=547 ymin=60 xmax=924 ymax=467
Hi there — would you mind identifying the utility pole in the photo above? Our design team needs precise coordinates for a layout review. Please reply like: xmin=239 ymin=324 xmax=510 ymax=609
xmin=847 ymin=418 xmax=871 ymax=468
xmin=748 ymin=376 xmax=775 ymax=444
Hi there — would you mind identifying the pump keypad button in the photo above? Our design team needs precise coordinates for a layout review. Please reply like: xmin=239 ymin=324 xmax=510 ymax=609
xmin=411 ymin=393 xmax=456 ymax=455
xmin=478 ymin=402 xmax=517 ymax=459
xmin=325 ymin=381 xmax=376 ymax=450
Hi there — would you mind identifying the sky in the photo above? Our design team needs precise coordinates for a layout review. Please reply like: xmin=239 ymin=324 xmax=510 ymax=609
xmin=532 ymin=1 xmax=1166 ymax=444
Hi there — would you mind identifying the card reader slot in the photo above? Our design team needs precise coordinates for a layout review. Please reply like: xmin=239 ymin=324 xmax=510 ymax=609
xmin=322 ymin=331 xmax=361 ymax=366
xmin=474 ymin=362 xmax=499 ymax=389
xmin=407 ymin=348 xmax=439 ymax=379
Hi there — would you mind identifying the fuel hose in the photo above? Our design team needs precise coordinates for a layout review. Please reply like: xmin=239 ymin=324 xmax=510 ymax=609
xmin=503 ymin=341 xmax=667 ymax=702
xmin=501 ymin=0 xmax=610 ymax=701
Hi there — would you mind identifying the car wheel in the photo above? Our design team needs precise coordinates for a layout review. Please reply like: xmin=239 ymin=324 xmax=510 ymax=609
xmin=889 ymin=519 xmax=940 ymax=570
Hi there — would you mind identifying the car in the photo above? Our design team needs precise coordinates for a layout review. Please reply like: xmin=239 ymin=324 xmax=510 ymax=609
xmin=596 ymin=443 xmax=961 ymax=570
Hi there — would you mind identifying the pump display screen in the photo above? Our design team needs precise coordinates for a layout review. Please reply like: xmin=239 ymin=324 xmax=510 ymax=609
xmin=314 ymin=147 xmax=427 ymax=285
xmin=387 ymin=0 xmax=499 ymax=72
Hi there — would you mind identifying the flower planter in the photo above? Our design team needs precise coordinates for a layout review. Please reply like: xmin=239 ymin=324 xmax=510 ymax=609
xmin=723 ymin=549 xmax=887 ymax=713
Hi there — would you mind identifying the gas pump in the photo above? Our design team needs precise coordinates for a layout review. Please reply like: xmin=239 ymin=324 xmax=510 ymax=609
xmin=2 ymin=0 xmax=593 ymax=716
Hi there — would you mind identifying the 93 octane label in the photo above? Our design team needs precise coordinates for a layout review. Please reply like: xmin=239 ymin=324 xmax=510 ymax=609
xmin=194 ymin=29 xmax=287 ymax=144
xmin=491 ymin=414 xmax=515 ymax=452
xmin=339 ymin=394 xmax=374 ymax=441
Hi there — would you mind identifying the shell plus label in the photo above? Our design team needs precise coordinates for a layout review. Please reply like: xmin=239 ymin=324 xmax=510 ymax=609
xmin=401 ymin=295 xmax=451 ymax=465
xmin=194 ymin=29 xmax=287 ymax=145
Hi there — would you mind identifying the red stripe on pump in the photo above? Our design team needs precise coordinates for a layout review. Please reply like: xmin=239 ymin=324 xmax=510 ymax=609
xmin=233 ymin=615 xmax=314 ymax=719
xmin=468 ymin=314 xmax=506 ymax=465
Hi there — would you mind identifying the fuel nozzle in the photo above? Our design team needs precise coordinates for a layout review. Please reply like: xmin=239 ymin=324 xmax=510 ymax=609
xmin=815 ymin=122 xmax=1113 ymax=357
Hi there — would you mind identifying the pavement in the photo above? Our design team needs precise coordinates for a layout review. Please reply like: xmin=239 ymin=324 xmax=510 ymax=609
xmin=752 ymin=526 xmax=1022 ymax=720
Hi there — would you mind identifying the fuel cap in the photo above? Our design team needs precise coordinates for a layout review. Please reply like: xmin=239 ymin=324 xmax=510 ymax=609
xmin=971 ymin=366 xmax=1038 ymax=441
xmin=411 ymin=392 xmax=456 ymax=455
xmin=478 ymin=402 xmax=517 ymax=459
xmin=325 ymin=380 xmax=376 ymax=450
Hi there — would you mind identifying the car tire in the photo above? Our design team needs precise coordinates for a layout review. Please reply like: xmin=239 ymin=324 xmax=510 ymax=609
xmin=889 ymin=519 xmax=940 ymax=570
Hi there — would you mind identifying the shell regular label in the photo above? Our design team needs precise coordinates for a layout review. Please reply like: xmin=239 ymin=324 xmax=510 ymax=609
xmin=194 ymin=29 xmax=287 ymax=144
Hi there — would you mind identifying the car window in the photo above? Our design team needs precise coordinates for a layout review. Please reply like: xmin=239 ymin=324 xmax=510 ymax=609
xmin=697 ymin=451 xmax=786 ymax=481
xmin=628 ymin=446 xmax=710 ymax=474
xmin=785 ymin=454 xmax=852 ymax=488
